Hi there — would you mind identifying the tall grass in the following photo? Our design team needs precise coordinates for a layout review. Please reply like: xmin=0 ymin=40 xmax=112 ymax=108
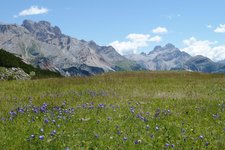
xmin=0 ymin=71 xmax=224 ymax=149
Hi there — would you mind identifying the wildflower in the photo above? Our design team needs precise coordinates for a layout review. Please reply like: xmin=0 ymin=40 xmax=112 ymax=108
xmin=98 ymin=104 xmax=105 ymax=108
xmin=62 ymin=101 xmax=66 ymax=106
xmin=52 ymin=120 xmax=56 ymax=123
xmin=205 ymin=142 xmax=209 ymax=146
xmin=95 ymin=134 xmax=99 ymax=138
xmin=146 ymin=125 xmax=150 ymax=129
xmin=155 ymin=126 xmax=159 ymax=131
xmin=143 ymin=117 xmax=147 ymax=122
xmin=134 ymin=140 xmax=139 ymax=144
xmin=19 ymin=108 xmax=25 ymax=113
xmin=9 ymin=111 xmax=17 ymax=117
xmin=39 ymin=135 xmax=44 ymax=140
xmin=136 ymin=113 xmax=141 ymax=118
xmin=29 ymin=99 xmax=33 ymax=105
xmin=64 ymin=109 xmax=69 ymax=114
xmin=30 ymin=134 xmax=35 ymax=139
xmin=199 ymin=135 xmax=204 ymax=139
xmin=40 ymin=128 xmax=44 ymax=132
xmin=130 ymin=107 xmax=135 ymax=114
xmin=213 ymin=113 xmax=219 ymax=119
xmin=165 ymin=143 xmax=170 ymax=148
xmin=40 ymin=106 xmax=46 ymax=112
xmin=51 ymin=130 xmax=56 ymax=136
xmin=33 ymin=108 xmax=39 ymax=113
xmin=89 ymin=105 xmax=94 ymax=109
xmin=171 ymin=144 xmax=175 ymax=148
xmin=123 ymin=137 xmax=127 ymax=141
xmin=82 ymin=104 xmax=86 ymax=108
xmin=117 ymin=130 xmax=121 ymax=135
xmin=44 ymin=118 xmax=49 ymax=123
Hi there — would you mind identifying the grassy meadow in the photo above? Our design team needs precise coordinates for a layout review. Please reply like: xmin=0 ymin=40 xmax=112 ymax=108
xmin=0 ymin=71 xmax=225 ymax=149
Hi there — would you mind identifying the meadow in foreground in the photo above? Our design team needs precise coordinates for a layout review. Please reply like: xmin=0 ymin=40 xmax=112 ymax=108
xmin=0 ymin=71 xmax=224 ymax=149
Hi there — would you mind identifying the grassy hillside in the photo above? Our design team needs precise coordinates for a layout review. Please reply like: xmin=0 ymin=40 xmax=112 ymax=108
xmin=0 ymin=49 xmax=61 ymax=79
xmin=0 ymin=71 xmax=224 ymax=149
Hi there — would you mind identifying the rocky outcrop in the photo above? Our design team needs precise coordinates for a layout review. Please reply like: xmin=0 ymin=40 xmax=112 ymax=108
xmin=0 ymin=67 xmax=31 ymax=80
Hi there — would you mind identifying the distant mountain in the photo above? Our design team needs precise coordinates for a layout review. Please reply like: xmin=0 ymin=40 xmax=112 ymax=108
xmin=126 ymin=44 xmax=225 ymax=73
xmin=0 ymin=20 xmax=143 ymax=76
xmin=218 ymin=59 xmax=225 ymax=64
xmin=126 ymin=44 xmax=191 ymax=70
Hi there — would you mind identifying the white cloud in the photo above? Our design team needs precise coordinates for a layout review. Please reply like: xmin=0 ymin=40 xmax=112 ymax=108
xmin=206 ymin=24 xmax=213 ymax=29
xmin=152 ymin=27 xmax=168 ymax=34
xmin=126 ymin=34 xmax=150 ymax=42
xmin=214 ymin=24 xmax=225 ymax=33
xmin=149 ymin=35 xmax=161 ymax=42
xmin=14 ymin=6 xmax=49 ymax=18
xmin=109 ymin=34 xmax=161 ymax=55
xmin=181 ymin=37 xmax=225 ymax=61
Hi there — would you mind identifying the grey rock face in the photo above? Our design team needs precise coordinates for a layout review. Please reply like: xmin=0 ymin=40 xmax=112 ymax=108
xmin=22 ymin=20 xmax=62 ymax=42
xmin=173 ymin=55 xmax=225 ymax=73
xmin=0 ymin=20 xmax=138 ymax=76
xmin=0 ymin=67 xmax=31 ymax=80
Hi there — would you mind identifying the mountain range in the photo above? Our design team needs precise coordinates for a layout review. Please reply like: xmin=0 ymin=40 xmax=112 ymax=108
xmin=126 ymin=43 xmax=225 ymax=73
xmin=0 ymin=20 xmax=143 ymax=76
xmin=0 ymin=20 xmax=225 ymax=76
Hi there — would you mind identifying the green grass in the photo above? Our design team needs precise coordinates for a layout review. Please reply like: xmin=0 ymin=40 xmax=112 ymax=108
xmin=0 ymin=71 xmax=225 ymax=149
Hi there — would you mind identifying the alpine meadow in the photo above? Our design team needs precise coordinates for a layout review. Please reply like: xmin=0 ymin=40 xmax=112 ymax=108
xmin=0 ymin=71 xmax=225 ymax=149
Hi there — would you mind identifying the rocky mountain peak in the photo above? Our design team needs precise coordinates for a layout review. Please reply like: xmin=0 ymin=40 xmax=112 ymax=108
xmin=152 ymin=45 xmax=162 ymax=52
xmin=22 ymin=20 xmax=62 ymax=41
xmin=149 ymin=43 xmax=178 ymax=55
xmin=0 ymin=23 xmax=28 ymax=35
xmin=165 ymin=43 xmax=175 ymax=49
xmin=22 ymin=20 xmax=52 ymax=31
xmin=38 ymin=20 xmax=51 ymax=27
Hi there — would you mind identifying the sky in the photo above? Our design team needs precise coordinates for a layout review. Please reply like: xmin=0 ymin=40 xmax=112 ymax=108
xmin=1 ymin=0 xmax=225 ymax=61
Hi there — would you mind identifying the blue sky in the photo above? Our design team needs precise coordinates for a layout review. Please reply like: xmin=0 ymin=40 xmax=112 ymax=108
xmin=1 ymin=0 xmax=225 ymax=61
